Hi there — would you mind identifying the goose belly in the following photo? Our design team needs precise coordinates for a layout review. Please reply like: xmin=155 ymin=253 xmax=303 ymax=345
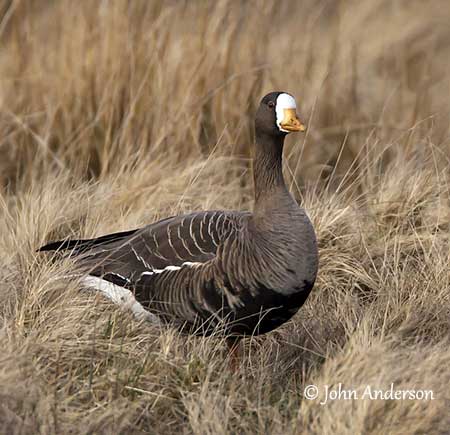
xmin=197 ymin=278 xmax=315 ymax=336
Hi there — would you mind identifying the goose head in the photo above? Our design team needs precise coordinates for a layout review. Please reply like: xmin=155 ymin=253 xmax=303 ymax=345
xmin=255 ymin=91 xmax=305 ymax=137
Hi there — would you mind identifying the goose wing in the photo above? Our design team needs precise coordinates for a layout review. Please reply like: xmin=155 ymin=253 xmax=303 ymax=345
xmin=39 ymin=210 xmax=245 ymax=286
xmin=40 ymin=210 xmax=253 ymax=333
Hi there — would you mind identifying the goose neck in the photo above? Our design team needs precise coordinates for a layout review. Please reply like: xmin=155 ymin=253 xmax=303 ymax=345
xmin=253 ymin=131 xmax=287 ymax=207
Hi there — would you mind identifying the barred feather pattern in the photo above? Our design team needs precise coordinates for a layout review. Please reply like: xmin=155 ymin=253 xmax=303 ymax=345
xmin=40 ymin=203 xmax=317 ymax=336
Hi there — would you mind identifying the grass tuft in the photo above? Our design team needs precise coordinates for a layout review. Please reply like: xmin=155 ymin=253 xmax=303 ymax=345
xmin=1 ymin=1 xmax=450 ymax=433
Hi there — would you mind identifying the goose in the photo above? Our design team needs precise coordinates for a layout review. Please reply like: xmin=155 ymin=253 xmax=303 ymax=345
xmin=39 ymin=91 xmax=319 ymax=342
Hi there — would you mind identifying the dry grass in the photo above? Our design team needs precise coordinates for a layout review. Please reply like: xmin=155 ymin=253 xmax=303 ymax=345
xmin=1 ymin=1 xmax=450 ymax=433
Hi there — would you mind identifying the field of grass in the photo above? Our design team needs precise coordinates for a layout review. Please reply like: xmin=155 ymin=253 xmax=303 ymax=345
xmin=1 ymin=1 xmax=450 ymax=433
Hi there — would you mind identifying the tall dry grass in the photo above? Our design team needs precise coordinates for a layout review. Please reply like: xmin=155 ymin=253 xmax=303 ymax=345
xmin=0 ymin=1 xmax=450 ymax=433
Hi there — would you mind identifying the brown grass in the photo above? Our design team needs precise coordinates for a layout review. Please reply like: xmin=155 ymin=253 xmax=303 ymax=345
xmin=1 ymin=1 xmax=450 ymax=433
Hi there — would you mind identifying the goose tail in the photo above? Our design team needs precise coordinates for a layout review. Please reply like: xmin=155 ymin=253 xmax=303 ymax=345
xmin=37 ymin=228 xmax=138 ymax=254
xmin=38 ymin=238 xmax=87 ymax=253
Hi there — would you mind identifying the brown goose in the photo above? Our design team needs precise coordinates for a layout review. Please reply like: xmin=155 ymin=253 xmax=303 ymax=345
xmin=39 ymin=91 xmax=319 ymax=339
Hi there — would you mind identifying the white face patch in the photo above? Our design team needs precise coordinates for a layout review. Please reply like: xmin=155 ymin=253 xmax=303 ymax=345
xmin=275 ymin=93 xmax=297 ymax=133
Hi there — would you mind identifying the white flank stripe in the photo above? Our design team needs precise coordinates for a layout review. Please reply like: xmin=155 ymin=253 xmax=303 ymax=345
xmin=140 ymin=262 xmax=201 ymax=277
xmin=182 ymin=262 xmax=202 ymax=267
xmin=82 ymin=276 xmax=160 ymax=324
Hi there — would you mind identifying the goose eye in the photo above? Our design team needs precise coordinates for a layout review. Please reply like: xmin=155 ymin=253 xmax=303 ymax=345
xmin=268 ymin=101 xmax=275 ymax=108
